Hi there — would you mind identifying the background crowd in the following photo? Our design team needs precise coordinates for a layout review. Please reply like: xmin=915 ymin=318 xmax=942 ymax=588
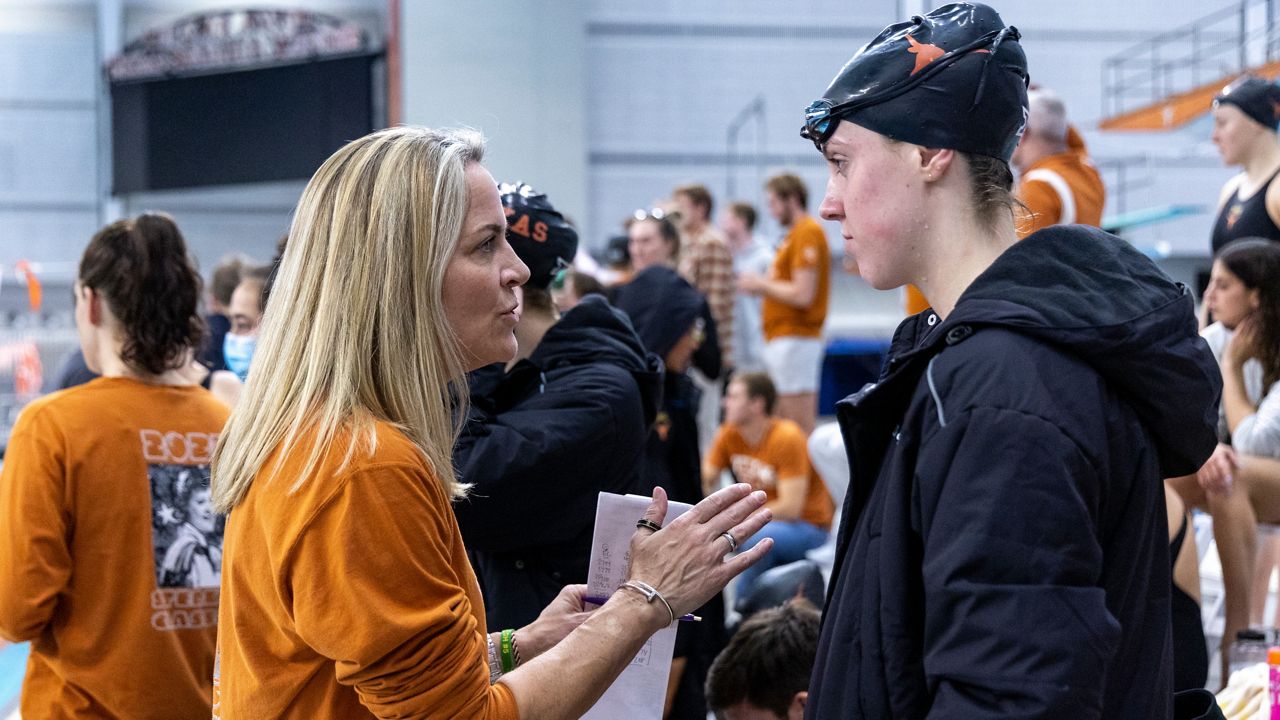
xmin=4 ymin=2 xmax=1280 ymax=719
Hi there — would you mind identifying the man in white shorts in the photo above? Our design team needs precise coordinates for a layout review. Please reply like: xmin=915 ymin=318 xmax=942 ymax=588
xmin=739 ymin=173 xmax=831 ymax=435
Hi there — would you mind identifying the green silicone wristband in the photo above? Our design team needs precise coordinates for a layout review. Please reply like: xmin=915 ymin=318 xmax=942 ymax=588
xmin=500 ymin=628 xmax=515 ymax=673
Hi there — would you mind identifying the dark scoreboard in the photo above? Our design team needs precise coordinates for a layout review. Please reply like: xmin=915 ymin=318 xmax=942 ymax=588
xmin=111 ymin=53 xmax=381 ymax=193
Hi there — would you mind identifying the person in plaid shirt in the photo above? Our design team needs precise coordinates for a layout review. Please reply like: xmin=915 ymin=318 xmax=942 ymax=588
xmin=673 ymin=184 xmax=736 ymax=372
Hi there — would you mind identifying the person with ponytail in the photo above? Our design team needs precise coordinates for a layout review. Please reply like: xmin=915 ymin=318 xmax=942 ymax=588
xmin=0 ymin=212 xmax=231 ymax=719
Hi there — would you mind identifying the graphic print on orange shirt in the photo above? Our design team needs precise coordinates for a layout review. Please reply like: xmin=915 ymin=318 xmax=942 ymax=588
xmin=730 ymin=453 xmax=778 ymax=490
xmin=143 ymin=429 xmax=223 ymax=632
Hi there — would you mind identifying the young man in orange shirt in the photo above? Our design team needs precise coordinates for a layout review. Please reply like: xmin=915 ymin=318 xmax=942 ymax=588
xmin=703 ymin=372 xmax=833 ymax=597
xmin=738 ymin=174 xmax=830 ymax=436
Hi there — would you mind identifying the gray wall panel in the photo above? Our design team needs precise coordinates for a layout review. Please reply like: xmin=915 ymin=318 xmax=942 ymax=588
xmin=588 ymin=0 xmax=897 ymax=26
xmin=586 ymin=35 xmax=851 ymax=154
xmin=0 ymin=109 xmax=98 ymax=202
xmin=0 ymin=32 xmax=97 ymax=103
xmin=0 ymin=208 xmax=100 ymax=267
xmin=401 ymin=0 xmax=589 ymax=236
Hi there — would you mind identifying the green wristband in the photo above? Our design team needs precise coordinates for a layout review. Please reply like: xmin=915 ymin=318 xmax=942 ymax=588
xmin=500 ymin=628 xmax=516 ymax=673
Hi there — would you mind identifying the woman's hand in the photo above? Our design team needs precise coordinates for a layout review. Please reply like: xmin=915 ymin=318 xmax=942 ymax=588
xmin=737 ymin=272 xmax=765 ymax=295
xmin=1225 ymin=317 xmax=1260 ymax=369
xmin=517 ymin=584 xmax=594 ymax=662
xmin=1197 ymin=443 xmax=1239 ymax=495
xmin=624 ymin=484 xmax=772 ymax=620
xmin=494 ymin=487 xmax=771 ymax=719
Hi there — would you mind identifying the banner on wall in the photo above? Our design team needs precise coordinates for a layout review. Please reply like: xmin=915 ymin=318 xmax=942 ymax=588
xmin=107 ymin=9 xmax=375 ymax=82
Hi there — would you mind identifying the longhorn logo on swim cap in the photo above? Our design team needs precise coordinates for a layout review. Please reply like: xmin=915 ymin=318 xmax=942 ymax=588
xmin=906 ymin=34 xmax=945 ymax=76
xmin=799 ymin=2 xmax=1029 ymax=164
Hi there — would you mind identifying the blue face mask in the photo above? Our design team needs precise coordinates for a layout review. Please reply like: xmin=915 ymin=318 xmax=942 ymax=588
xmin=223 ymin=333 xmax=256 ymax=382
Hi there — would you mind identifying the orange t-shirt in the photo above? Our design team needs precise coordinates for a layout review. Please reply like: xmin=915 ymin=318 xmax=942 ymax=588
xmin=707 ymin=418 xmax=834 ymax=529
xmin=213 ymin=421 xmax=518 ymax=720
xmin=762 ymin=215 xmax=831 ymax=341
xmin=1016 ymin=128 xmax=1106 ymax=238
xmin=0 ymin=377 xmax=230 ymax=720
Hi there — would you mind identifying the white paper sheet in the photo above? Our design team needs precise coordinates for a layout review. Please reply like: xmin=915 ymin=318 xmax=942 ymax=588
xmin=581 ymin=492 xmax=694 ymax=720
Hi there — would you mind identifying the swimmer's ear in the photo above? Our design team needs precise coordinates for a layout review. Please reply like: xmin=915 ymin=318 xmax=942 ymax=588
xmin=918 ymin=147 xmax=956 ymax=183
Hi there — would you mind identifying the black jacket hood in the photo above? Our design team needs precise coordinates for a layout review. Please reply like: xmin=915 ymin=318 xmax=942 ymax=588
xmin=473 ymin=295 xmax=663 ymax=426
xmin=533 ymin=295 xmax=654 ymax=374
xmin=899 ymin=225 xmax=1220 ymax=477
xmin=610 ymin=266 xmax=704 ymax=359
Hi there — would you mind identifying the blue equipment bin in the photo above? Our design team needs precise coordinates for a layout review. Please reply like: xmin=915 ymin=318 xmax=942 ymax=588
xmin=819 ymin=338 xmax=890 ymax=416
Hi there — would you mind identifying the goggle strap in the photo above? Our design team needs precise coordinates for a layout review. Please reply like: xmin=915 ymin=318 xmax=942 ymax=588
xmin=971 ymin=26 xmax=1020 ymax=110
xmin=808 ymin=26 xmax=1013 ymax=134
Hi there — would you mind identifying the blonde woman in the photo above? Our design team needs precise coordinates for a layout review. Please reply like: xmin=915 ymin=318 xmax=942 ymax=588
xmin=210 ymin=126 xmax=773 ymax=719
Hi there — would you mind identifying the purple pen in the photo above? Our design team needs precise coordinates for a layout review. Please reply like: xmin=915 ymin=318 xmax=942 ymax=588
xmin=583 ymin=595 xmax=701 ymax=622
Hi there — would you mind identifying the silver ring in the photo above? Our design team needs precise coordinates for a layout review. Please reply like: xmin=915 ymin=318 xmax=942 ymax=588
xmin=719 ymin=531 xmax=738 ymax=552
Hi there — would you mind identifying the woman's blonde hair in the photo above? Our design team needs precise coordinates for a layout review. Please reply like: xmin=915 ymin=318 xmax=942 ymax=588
xmin=211 ymin=126 xmax=484 ymax=512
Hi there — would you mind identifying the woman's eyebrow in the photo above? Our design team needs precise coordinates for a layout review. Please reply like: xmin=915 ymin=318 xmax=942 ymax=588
xmin=469 ymin=222 xmax=506 ymax=237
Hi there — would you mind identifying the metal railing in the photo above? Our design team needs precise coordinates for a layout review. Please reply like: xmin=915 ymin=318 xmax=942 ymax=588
xmin=0 ymin=326 xmax=80 ymax=451
xmin=1103 ymin=0 xmax=1280 ymax=118
xmin=725 ymin=96 xmax=766 ymax=200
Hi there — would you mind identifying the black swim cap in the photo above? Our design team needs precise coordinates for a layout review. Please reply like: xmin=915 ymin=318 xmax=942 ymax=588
xmin=800 ymin=2 xmax=1029 ymax=163
xmin=1214 ymin=75 xmax=1280 ymax=131
xmin=498 ymin=182 xmax=578 ymax=290
xmin=603 ymin=234 xmax=630 ymax=267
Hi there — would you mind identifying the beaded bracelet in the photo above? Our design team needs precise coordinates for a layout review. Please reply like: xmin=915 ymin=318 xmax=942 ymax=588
xmin=486 ymin=632 xmax=502 ymax=684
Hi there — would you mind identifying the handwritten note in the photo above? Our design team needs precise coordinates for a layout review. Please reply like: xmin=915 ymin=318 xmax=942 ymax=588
xmin=582 ymin=492 xmax=693 ymax=720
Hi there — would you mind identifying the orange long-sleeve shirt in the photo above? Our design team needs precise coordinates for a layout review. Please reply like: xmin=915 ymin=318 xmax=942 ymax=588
xmin=0 ymin=377 xmax=230 ymax=719
xmin=213 ymin=421 xmax=519 ymax=719
xmin=1016 ymin=128 xmax=1106 ymax=238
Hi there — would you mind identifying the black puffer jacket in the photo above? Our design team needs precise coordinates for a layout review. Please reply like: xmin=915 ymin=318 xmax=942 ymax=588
xmin=453 ymin=296 xmax=662 ymax=630
xmin=611 ymin=266 xmax=724 ymax=719
xmin=807 ymin=226 xmax=1221 ymax=719
xmin=612 ymin=267 xmax=713 ymax=505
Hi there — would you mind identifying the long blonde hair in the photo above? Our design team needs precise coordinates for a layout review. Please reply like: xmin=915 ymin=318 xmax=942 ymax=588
xmin=211 ymin=126 xmax=483 ymax=512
